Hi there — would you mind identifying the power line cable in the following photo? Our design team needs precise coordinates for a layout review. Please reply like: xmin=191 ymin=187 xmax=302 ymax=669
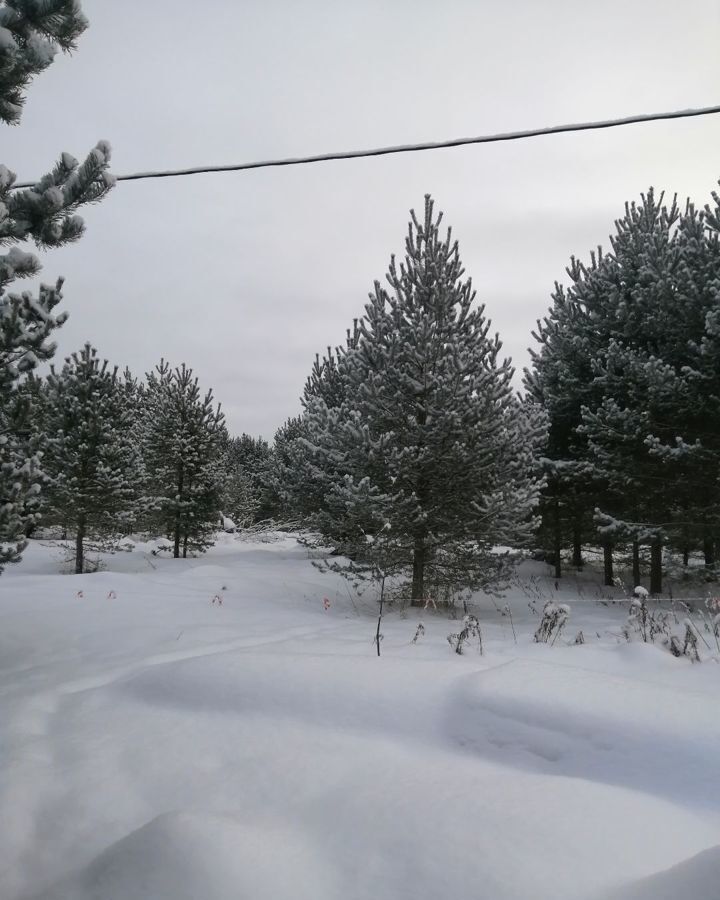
xmin=12 ymin=103 xmax=720 ymax=189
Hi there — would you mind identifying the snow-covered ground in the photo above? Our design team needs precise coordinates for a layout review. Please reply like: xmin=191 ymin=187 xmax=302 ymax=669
xmin=1 ymin=534 xmax=719 ymax=900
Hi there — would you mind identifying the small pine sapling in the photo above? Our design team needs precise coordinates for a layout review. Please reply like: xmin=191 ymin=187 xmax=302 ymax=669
xmin=412 ymin=622 xmax=425 ymax=644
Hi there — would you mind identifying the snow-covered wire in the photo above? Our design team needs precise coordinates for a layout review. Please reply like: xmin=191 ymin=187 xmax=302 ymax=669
xmin=12 ymin=104 xmax=720 ymax=189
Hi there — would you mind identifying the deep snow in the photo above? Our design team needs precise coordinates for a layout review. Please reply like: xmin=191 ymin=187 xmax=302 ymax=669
xmin=0 ymin=534 xmax=718 ymax=900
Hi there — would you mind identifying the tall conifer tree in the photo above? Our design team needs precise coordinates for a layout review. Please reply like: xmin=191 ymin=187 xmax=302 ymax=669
xmin=0 ymin=0 xmax=113 ymax=572
xmin=142 ymin=362 xmax=225 ymax=558
xmin=40 ymin=345 xmax=143 ymax=573
xmin=303 ymin=196 xmax=545 ymax=600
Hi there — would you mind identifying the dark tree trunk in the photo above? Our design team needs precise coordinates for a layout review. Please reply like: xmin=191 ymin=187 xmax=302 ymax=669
xmin=703 ymin=538 xmax=715 ymax=569
xmin=375 ymin=577 xmax=385 ymax=657
xmin=174 ymin=465 xmax=184 ymax=559
xmin=632 ymin=540 xmax=641 ymax=588
xmin=553 ymin=498 xmax=562 ymax=580
xmin=411 ymin=537 xmax=425 ymax=604
xmin=603 ymin=540 xmax=614 ymax=587
xmin=182 ymin=532 xmax=188 ymax=559
xmin=572 ymin=518 xmax=583 ymax=568
xmin=75 ymin=514 xmax=86 ymax=575
xmin=683 ymin=547 xmax=689 ymax=567
xmin=650 ymin=539 xmax=663 ymax=595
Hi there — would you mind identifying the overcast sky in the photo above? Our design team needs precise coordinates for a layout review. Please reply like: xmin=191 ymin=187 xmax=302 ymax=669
xmin=4 ymin=0 xmax=720 ymax=438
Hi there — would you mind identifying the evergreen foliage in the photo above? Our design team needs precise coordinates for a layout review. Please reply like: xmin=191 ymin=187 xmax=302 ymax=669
xmin=221 ymin=433 xmax=277 ymax=524
xmin=527 ymin=186 xmax=720 ymax=591
xmin=0 ymin=0 xmax=88 ymax=125
xmin=301 ymin=196 xmax=545 ymax=600
xmin=39 ymin=344 xmax=143 ymax=573
xmin=142 ymin=361 xmax=225 ymax=558
xmin=0 ymin=0 xmax=113 ymax=572
xmin=268 ymin=415 xmax=320 ymax=524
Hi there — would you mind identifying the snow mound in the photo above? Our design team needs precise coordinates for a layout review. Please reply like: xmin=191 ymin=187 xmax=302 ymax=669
xmin=181 ymin=564 xmax=235 ymax=580
xmin=130 ymin=537 xmax=172 ymax=555
xmin=32 ymin=811 xmax=335 ymax=900
xmin=445 ymin=658 xmax=719 ymax=808
xmin=603 ymin=844 xmax=720 ymax=899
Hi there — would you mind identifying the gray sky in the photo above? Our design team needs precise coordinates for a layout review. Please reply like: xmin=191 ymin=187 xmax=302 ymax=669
xmin=4 ymin=0 xmax=720 ymax=438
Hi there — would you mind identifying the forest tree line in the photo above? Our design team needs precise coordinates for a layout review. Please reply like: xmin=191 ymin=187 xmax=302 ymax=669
xmin=2 ymin=3 xmax=719 ymax=594
xmin=5 ymin=187 xmax=720 ymax=598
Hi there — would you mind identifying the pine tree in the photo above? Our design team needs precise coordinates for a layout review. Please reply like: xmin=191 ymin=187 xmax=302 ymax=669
xmin=528 ymin=186 xmax=720 ymax=592
xmin=267 ymin=415 xmax=317 ymax=524
xmin=0 ymin=0 xmax=89 ymax=125
xmin=0 ymin=0 xmax=113 ymax=572
xmin=219 ymin=433 xmax=261 ymax=528
xmin=303 ymin=196 xmax=545 ymax=601
xmin=303 ymin=321 xmax=359 ymax=409
xmin=39 ymin=345 xmax=143 ymax=573
xmin=221 ymin=433 xmax=279 ymax=523
xmin=528 ymin=192 xmax=678 ymax=589
xmin=142 ymin=361 xmax=225 ymax=558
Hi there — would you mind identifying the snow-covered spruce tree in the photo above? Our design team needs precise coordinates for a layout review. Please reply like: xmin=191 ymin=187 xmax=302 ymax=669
xmin=142 ymin=361 xmax=225 ymax=558
xmin=270 ymin=326 xmax=363 ymax=526
xmin=220 ymin=471 xmax=257 ymax=531
xmin=0 ymin=0 xmax=114 ymax=572
xmin=661 ymin=193 xmax=720 ymax=572
xmin=528 ymin=194 xmax=678 ymax=590
xmin=580 ymin=193 xmax=686 ymax=594
xmin=267 ymin=415 xmax=320 ymax=524
xmin=39 ymin=345 xmax=143 ymax=573
xmin=221 ymin=433 xmax=279 ymax=524
xmin=524 ymin=277 xmax=607 ymax=580
xmin=304 ymin=196 xmax=546 ymax=602
xmin=303 ymin=321 xmax=359 ymax=409
xmin=528 ymin=187 xmax=720 ymax=593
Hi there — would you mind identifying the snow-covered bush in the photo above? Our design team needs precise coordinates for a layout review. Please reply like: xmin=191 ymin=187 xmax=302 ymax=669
xmin=533 ymin=601 xmax=570 ymax=644
xmin=624 ymin=593 xmax=671 ymax=644
xmin=447 ymin=614 xmax=483 ymax=655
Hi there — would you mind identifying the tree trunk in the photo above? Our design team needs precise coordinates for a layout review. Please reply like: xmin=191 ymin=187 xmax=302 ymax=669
xmin=703 ymin=537 xmax=715 ymax=569
xmin=411 ymin=537 xmax=425 ymax=604
xmin=174 ymin=465 xmax=184 ymax=559
xmin=182 ymin=532 xmax=188 ymax=559
xmin=375 ymin=577 xmax=385 ymax=657
xmin=572 ymin=518 xmax=583 ymax=568
xmin=75 ymin=514 xmax=86 ymax=575
xmin=553 ymin=498 xmax=562 ymax=580
xmin=683 ymin=547 xmax=689 ymax=567
xmin=603 ymin=540 xmax=614 ymax=587
xmin=632 ymin=540 xmax=641 ymax=588
xmin=650 ymin=539 xmax=662 ymax=595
